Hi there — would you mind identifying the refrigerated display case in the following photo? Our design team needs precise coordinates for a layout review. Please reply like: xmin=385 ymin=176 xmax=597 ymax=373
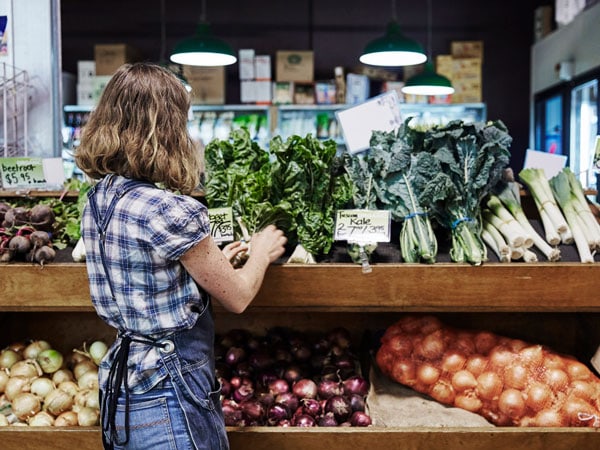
xmin=534 ymin=68 xmax=600 ymax=190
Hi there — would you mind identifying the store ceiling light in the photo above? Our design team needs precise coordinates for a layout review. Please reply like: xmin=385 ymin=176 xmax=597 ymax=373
xmin=170 ymin=0 xmax=236 ymax=67
xmin=359 ymin=0 xmax=427 ymax=67
xmin=402 ymin=0 xmax=454 ymax=96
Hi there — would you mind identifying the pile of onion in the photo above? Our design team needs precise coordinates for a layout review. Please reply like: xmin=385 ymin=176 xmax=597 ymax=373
xmin=0 ymin=338 xmax=107 ymax=427
xmin=216 ymin=327 xmax=372 ymax=427
xmin=376 ymin=314 xmax=600 ymax=427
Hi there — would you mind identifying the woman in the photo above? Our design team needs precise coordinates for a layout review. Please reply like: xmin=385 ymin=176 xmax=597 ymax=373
xmin=75 ymin=62 xmax=286 ymax=450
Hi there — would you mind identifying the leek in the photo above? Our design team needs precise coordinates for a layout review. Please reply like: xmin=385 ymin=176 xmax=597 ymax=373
xmin=519 ymin=168 xmax=569 ymax=234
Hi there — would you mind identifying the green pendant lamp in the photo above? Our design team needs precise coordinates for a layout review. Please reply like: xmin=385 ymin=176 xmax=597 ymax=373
xmin=170 ymin=0 xmax=236 ymax=67
xmin=359 ymin=0 xmax=427 ymax=67
xmin=402 ymin=0 xmax=454 ymax=96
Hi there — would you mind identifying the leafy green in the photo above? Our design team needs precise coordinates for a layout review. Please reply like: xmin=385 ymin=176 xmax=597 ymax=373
xmin=411 ymin=120 xmax=512 ymax=265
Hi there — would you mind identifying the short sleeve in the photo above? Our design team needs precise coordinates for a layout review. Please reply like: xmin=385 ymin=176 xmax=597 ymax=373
xmin=145 ymin=195 xmax=210 ymax=260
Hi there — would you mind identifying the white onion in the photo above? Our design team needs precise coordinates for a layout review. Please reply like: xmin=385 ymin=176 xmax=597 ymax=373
xmin=74 ymin=389 xmax=91 ymax=408
xmin=4 ymin=376 xmax=31 ymax=401
xmin=36 ymin=349 xmax=64 ymax=374
xmin=30 ymin=377 xmax=55 ymax=399
xmin=0 ymin=349 xmax=22 ymax=369
xmin=12 ymin=392 xmax=41 ymax=420
xmin=44 ymin=388 xmax=74 ymax=416
xmin=58 ymin=380 xmax=80 ymax=398
xmin=73 ymin=360 xmax=97 ymax=380
xmin=54 ymin=410 xmax=78 ymax=426
xmin=78 ymin=370 xmax=99 ymax=391
xmin=52 ymin=369 xmax=75 ymax=384
xmin=0 ymin=370 xmax=8 ymax=393
xmin=23 ymin=340 xmax=51 ymax=360
xmin=89 ymin=341 xmax=108 ymax=366
xmin=9 ymin=360 xmax=42 ymax=380
xmin=28 ymin=410 xmax=55 ymax=426
xmin=77 ymin=406 xmax=100 ymax=426
xmin=86 ymin=389 xmax=100 ymax=410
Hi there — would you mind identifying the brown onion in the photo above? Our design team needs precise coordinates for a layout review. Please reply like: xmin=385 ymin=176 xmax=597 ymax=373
xmin=519 ymin=345 xmax=544 ymax=368
xmin=476 ymin=372 xmax=503 ymax=400
xmin=441 ymin=351 xmax=467 ymax=373
xmin=454 ymin=393 xmax=482 ymax=412
xmin=391 ymin=359 xmax=416 ymax=386
xmin=385 ymin=335 xmax=413 ymax=357
xmin=566 ymin=361 xmax=592 ymax=381
xmin=416 ymin=331 xmax=446 ymax=360
xmin=543 ymin=368 xmax=569 ymax=392
xmin=562 ymin=396 xmax=597 ymax=425
xmin=429 ymin=380 xmax=455 ymax=404
xmin=474 ymin=332 xmax=497 ymax=355
xmin=503 ymin=364 xmax=529 ymax=390
xmin=498 ymin=388 xmax=526 ymax=420
xmin=525 ymin=382 xmax=555 ymax=412
xmin=416 ymin=363 xmax=440 ymax=386
xmin=534 ymin=408 xmax=567 ymax=427
xmin=465 ymin=355 xmax=488 ymax=378
xmin=488 ymin=347 xmax=514 ymax=369
xmin=451 ymin=370 xmax=478 ymax=392
xmin=569 ymin=380 xmax=596 ymax=401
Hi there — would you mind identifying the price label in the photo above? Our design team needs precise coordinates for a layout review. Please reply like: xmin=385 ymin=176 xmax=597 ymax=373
xmin=0 ymin=157 xmax=47 ymax=188
xmin=208 ymin=207 xmax=234 ymax=243
xmin=334 ymin=209 xmax=391 ymax=244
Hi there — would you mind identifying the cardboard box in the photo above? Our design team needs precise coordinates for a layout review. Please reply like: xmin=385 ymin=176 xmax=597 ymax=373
xmin=435 ymin=56 xmax=482 ymax=104
xmin=183 ymin=66 xmax=226 ymax=105
xmin=255 ymin=80 xmax=272 ymax=104
xmin=91 ymin=75 xmax=113 ymax=103
xmin=534 ymin=6 xmax=554 ymax=41
xmin=77 ymin=60 xmax=96 ymax=83
xmin=239 ymin=49 xmax=255 ymax=80
xmin=94 ymin=44 xmax=142 ymax=76
xmin=451 ymin=41 xmax=484 ymax=60
xmin=77 ymin=82 xmax=95 ymax=106
xmin=272 ymin=81 xmax=294 ymax=105
xmin=276 ymin=51 xmax=314 ymax=83
xmin=345 ymin=73 xmax=369 ymax=105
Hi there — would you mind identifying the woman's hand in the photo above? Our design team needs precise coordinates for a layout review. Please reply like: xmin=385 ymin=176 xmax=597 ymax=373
xmin=250 ymin=225 xmax=287 ymax=263
xmin=221 ymin=240 xmax=250 ymax=263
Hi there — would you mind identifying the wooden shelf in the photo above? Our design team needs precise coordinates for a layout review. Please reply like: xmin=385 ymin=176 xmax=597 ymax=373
xmin=1 ymin=426 xmax=599 ymax=450
xmin=1 ymin=262 xmax=598 ymax=312
xmin=1 ymin=262 xmax=599 ymax=448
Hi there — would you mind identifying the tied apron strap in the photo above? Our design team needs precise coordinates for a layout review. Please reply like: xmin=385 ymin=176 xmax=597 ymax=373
xmin=102 ymin=333 xmax=169 ymax=448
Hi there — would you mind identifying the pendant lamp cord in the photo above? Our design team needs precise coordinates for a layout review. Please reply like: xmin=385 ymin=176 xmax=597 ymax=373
xmin=427 ymin=0 xmax=432 ymax=59
xmin=200 ymin=0 xmax=207 ymax=23
xmin=160 ymin=0 xmax=166 ymax=63
xmin=391 ymin=0 xmax=397 ymax=21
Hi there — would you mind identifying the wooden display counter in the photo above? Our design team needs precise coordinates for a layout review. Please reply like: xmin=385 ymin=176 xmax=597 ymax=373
xmin=1 ymin=262 xmax=600 ymax=449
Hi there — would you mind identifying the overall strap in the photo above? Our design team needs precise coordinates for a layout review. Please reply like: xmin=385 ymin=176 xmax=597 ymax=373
xmin=87 ymin=176 xmax=151 ymax=301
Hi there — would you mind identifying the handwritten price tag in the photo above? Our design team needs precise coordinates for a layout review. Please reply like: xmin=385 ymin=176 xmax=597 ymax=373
xmin=334 ymin=209 xmax=391 ymax=244
xmin=208 ymin=207 xmax=234 ymax=243
xmin=0 ymin=157 xmax=47 ymax=188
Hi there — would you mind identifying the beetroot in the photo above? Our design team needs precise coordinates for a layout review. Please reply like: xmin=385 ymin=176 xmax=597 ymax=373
xmin=29 ymin=204 xmax=55 ymax=231
xmin=3 ymin=207 xmax=30 ymax=228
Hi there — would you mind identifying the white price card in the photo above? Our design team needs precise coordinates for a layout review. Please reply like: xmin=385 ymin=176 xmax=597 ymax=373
xmin=208 ymin=207 xmax=235 ymax=244
xmin=335 ymin=91 xmax=401 ymax=154
xmin=334 ymin=209 xmax=391 ymax=244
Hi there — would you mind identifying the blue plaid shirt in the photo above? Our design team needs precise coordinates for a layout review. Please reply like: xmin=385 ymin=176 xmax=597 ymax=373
xmin=81 ymin=175 xmax=211 ymax=393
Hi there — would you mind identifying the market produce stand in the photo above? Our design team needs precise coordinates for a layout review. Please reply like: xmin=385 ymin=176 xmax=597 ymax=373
xmin=1 ymin=261 xmax=600 ymax=449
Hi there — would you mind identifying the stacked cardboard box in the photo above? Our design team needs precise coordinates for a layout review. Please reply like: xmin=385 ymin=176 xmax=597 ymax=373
xmin=436 ymin=40 xmax=483 ymax=104
xmin=240 ymin=49 xmax=273 ymax=104
xmin=183 ymin=66 xmax=226 ymax=105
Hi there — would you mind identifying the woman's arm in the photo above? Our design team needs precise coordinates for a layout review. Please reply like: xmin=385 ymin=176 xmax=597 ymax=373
xmin=180 ymin=225 xmax=286 ymax=314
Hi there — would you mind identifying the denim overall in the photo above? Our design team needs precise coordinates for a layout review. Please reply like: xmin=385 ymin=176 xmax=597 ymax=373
xmin=87 ymin=177 xmax=229 ymax=450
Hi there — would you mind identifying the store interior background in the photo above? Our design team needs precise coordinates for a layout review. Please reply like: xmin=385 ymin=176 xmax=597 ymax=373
xmin=60 ymin=0 xmax=553 ymax=172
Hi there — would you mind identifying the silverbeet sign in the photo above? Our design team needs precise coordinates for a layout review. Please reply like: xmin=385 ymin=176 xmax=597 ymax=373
xmin=334 ymin=209 xmax=391 ymax=244
xmin=208 ymin=207 xmax=234 ymax=243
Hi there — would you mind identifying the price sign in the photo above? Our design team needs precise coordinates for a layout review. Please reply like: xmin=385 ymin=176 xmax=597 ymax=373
xmin=334 ymin=209 xmax=391 ymax=244
xmin=208 ymin=207 xmax=234 ymax=243
xmin=0 ymin=157 xmax=47 ymax=188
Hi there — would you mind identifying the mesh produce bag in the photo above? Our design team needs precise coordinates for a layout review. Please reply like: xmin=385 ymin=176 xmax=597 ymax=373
xmin=375 ymin=315 xmax=600 ymax=427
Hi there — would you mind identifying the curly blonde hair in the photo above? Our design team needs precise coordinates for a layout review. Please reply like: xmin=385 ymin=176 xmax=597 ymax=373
xmin=75 ymin=63 xmax=201 ymax=194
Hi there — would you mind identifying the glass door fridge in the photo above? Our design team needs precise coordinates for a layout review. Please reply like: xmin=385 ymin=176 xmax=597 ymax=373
xmin=534 ymin=68 xmax=599 ymax=191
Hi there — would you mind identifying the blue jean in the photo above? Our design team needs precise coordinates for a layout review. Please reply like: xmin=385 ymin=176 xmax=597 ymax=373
xmin=108 ymin=380 xmax=195 ymax=450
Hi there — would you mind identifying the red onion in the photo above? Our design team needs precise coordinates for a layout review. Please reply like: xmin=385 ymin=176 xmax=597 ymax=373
xmin=225 ymin=347 xmax=246 ymax=366
xmin=291 ymin=344 xmax=312 ymax=362
xmin=268 ymin=378 xmax=289 ymax=396
xmin=318 ymin=379 xmax=343 ymax=399
xmin=342 ymin=375 xmax=369 ymax=397
xmin=232 ymin=383 xmax=254 ymax=403
xmin=283 ymin=364 xmax=304 ymax=384
xmin=240 ymin=399 xmax=265 ymax=422
xmin=267 ymin=403 xmax=290 ymax=426
xmin=249 ymin=351 xmax=274 ymax=371
xmin=294 ymin=414 xmax=316 ymax=427
xmin=274 ymin=348 xmax=293 ymax=363
xmin=349 ymin=411 xmax=372 ymax=427
xmin=256 ymin=371 xmax=278 ymax=389
xmin=334 ymin=354 xmax=355 ymax=370
xmin=257 ymin=392 xmax=275 ymax=408
xmin=349 ymin=393 xmax=366 ymax=412
xmin=325 ymin=395 xmax=352 ymax=423
xmin=275 ymin=392 xmax=299 ymax=413
xmin=318 ymin=411 xmax=338 ymax=427
xmin=292 ymin=379 xmax=318 ymax=399
xmin=229 ymin=376 xmax=242 ymax=390
xmin=235 ymin=362 xmax=252 ymax=378
xmin=219 ymin=378 xmax=231 ymax=397
xmin=328 ymin=327 xmax=352 ymax=349
xmin=277 ymin=419 xmax=292 ymax=427
xmin=222 ymin=403 xmax=243 ymax=426
xmin=301 ymin=398 xmax=321 ymax=417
